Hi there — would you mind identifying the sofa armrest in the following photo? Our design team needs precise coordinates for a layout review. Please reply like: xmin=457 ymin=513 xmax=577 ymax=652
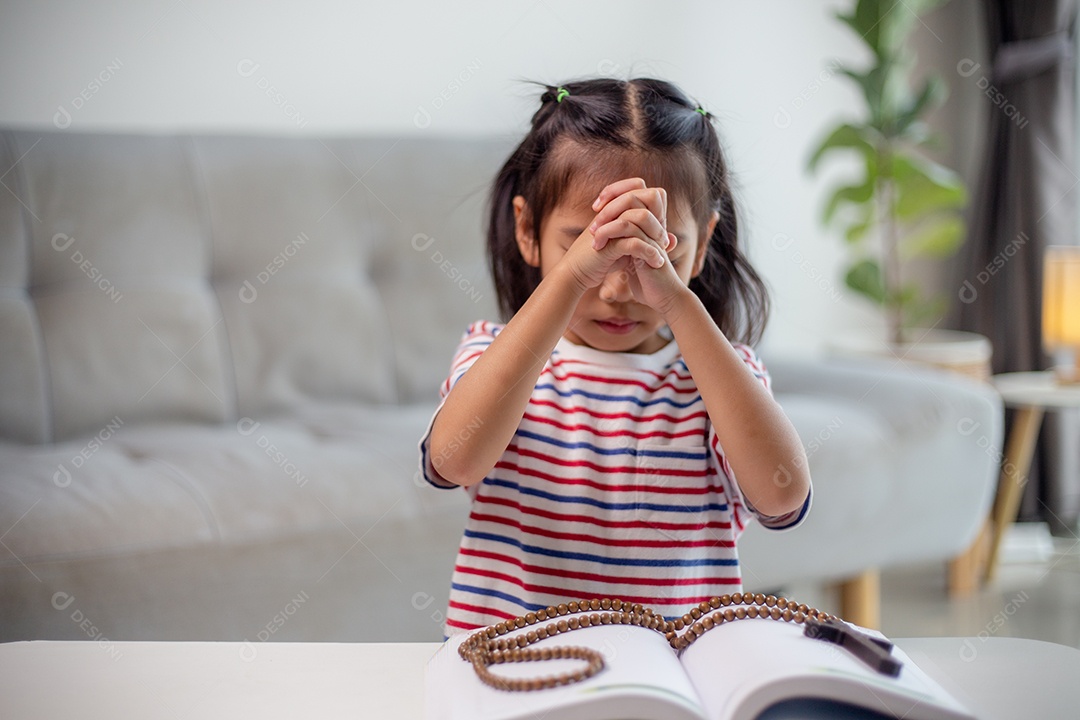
xmin=737 ymin=356 xmax=1004 ymax=589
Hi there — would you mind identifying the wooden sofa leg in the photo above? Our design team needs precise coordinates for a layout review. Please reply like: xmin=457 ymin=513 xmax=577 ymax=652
xmin=836 ymin=570 xmax=880 ymax=629
xmin=947 ymin=519 xmax=991 ymax=597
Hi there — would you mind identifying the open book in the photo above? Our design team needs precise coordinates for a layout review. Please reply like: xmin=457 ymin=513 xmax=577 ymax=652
xmin=425 ymin=616 xmax=975 ymax=720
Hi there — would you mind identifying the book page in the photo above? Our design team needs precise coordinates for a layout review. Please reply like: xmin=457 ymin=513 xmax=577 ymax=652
xmin=425 ymin=623 xmax=706 ymax=720
xmin=678 ymin=618 xmax=974 ymax=720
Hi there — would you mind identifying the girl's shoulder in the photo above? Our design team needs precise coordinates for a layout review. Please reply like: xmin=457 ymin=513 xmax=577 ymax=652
xmin=456 ymin=319 xmax=505 ymax=347
xmin=462 ymin=319 xmax=505 ymax=337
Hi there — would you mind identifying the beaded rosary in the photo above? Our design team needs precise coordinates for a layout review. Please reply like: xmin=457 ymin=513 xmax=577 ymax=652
xmin=457 ymin=592 xmax=839 ymax=692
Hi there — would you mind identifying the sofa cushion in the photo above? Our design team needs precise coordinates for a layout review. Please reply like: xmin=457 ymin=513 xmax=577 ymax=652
xmin=1 ymin=131 xmax=230 ymax=443
xmin=0 ymin=402 xmax=460 ymax=565
xmin=192 ymin=136 xmax=398 ymax=413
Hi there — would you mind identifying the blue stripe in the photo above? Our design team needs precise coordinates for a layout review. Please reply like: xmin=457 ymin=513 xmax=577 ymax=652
xmin=534 ymin=383 xmax=701 ymax=409
xmin=464 ymin=529 xmax=740 ymax=567
xmin=484 ymin=477 xmax=729 ymax=514
xmin=451 ymin=582 xmax=732 ymax=625
xmin=419 ymin=437 xmax=457 ymax=491
xmin=760 ymin=489 xmax=812 ymax=530
xmin=452 ymin=582 xmax=544 ymax=612
xmin=516 ymin=429 xmax=707 ymax=460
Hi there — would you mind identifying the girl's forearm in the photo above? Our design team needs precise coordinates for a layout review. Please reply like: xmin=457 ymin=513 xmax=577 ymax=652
xmin=429 ymin=264 xmax=584 ymax=487
xmin=664 ymin=290 xmax=810 ymax=517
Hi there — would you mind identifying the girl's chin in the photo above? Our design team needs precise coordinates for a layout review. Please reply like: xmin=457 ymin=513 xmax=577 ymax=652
xmin=568 ymin=325 xmax=666 ymax=354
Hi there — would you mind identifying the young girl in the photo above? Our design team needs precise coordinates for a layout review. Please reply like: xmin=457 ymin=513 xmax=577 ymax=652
xmin=420 ymin=77 xmax=811 ymax=637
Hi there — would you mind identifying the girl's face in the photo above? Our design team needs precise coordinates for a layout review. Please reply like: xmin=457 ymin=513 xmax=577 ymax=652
xmin=514 ymin=185 xmax=717 ymax=354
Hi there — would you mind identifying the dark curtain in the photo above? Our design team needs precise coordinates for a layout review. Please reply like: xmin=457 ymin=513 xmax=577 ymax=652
xmin=950 ymin=0 xmax=1079 ymax=534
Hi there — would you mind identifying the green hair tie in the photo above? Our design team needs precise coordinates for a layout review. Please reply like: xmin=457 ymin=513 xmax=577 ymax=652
xmin=695 ymin=107 xmax=708 ymax=116
xmin=556 ymin=87 xmax=570 ymax=103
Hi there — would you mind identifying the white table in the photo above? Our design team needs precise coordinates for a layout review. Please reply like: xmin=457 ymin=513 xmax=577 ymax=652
xmin=1 ymin=637 xmax=1079 ymax=719
xmin=984 ymin=372 xmax=1080 ymax=581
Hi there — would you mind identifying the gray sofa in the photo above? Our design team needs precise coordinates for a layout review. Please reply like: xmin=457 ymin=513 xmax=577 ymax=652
xmin=0 ymin=129 xmax=1003 ymax=643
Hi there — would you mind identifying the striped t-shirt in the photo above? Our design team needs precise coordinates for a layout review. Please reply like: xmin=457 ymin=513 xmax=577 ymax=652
xmin=419 ymin=321 xmax=810 ymax=636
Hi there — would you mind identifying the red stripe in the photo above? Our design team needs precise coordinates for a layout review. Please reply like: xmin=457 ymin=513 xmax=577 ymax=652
xmin=459 ymin=548 xmax=739 ymax=588
xmin=445 ymin=617 xmax=485 ymax=631
xmin=448 ymin=599 xmax=517 ymax=622
xmin=468 ymin=511 xmax=735 ymax=549
xmin=551 ymin=355 xmax=693 ymax=382
xmin=507 ymin=445 xmax=709 ymax=478
xmin=710 ymin=432 xmax=746 ymax=532
xmin=475 ymin=494 xmax=732 ymax=532
xmin=541 ymin=367 xmax=700 ymax=396
xmin=456 ymin=557 xmax=740 ymax=600
xmin=452 ymin=348 xmax=485 ymax=369
xmin=495 ymin=459 xmax=716 ymax=495
xmin=527 ymin=398 xmax=707 ymax=425
xmin=522 ymin=411 xmax=704 ymax=442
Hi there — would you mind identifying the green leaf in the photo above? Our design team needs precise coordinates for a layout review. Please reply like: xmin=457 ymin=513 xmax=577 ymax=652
xmin=841 ymin=67 xmax=885 ymax=119
xmin=893 ymin=154 xmax=967 ymax=220
xmin=807 ymin=123 xmax=876 ymax=171
xmin=845 ymin=259 xmax=886 ymax=304
xmin=823 ymin=178 xmax=876 ymax=225
xmin=843 ymin=209 xmax=875 ymax=245
xmin=902 ymin=215 xmax=965 ymax=259
xmin=835 ymin=1 xmax=883 ymax=55
xmin=894 ymin=76 xmax=945 ymax=136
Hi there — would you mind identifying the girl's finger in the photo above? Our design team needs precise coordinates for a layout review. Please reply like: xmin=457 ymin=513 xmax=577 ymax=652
xmin=590 ymin=194 xmax=668 ymax=250
xmin=599 ymin=235 xmax=666 ymax=270
xmin=591 ymin=210 xmax=668 ymax=251
xmin=591 ymin=178 xmax=647 ymax=212
xmin=590 ymin=186 xmax=668 ymax=238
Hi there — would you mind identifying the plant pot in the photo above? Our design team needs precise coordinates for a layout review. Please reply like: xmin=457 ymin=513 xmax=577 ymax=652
xmin=829 ymin=329 xmax=993 ymax=382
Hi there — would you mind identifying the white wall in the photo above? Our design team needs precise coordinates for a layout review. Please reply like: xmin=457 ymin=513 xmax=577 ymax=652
xmin=0 ymin=0 xmax=983 ymax=357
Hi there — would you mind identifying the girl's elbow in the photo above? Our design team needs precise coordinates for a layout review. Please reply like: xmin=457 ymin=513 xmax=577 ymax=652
xmin=752 ymin=468 xmax=811 ymax=517
xmin=428 ymin=434 xmax=486 ymax=487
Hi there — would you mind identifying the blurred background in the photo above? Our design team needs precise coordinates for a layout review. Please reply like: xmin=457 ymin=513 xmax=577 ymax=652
xmin=0 ymin=0 xmax=998 ymax=358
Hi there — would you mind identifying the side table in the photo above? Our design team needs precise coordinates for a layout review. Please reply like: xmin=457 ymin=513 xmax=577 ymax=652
xmin=983 ymin=371 xmax=1080 ymax=582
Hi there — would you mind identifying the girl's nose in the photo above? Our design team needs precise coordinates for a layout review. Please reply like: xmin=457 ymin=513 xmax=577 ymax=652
xmin=598 ymin=268 xmax=633 ymax=303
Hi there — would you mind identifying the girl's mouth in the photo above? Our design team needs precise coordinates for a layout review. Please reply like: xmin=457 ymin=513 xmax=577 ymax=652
xmin=595 ymin=318 xmax=639 ymax=335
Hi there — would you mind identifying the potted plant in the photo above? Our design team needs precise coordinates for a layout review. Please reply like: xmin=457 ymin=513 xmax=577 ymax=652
xmin=808 ymin=0 xmax=991 ymax=379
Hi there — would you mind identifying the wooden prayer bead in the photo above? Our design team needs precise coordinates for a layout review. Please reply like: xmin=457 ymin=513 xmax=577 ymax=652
xmin=460 ymin=593 xmax=841 ymax=693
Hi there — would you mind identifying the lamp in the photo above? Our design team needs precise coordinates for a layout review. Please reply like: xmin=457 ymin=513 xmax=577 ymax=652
xmin=1043 ymin=246 xmax=1080 ymax=384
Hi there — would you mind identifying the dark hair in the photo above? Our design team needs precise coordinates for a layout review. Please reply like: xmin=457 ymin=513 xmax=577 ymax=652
xmin=487 ymin=77 xmax=769 ymax=346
